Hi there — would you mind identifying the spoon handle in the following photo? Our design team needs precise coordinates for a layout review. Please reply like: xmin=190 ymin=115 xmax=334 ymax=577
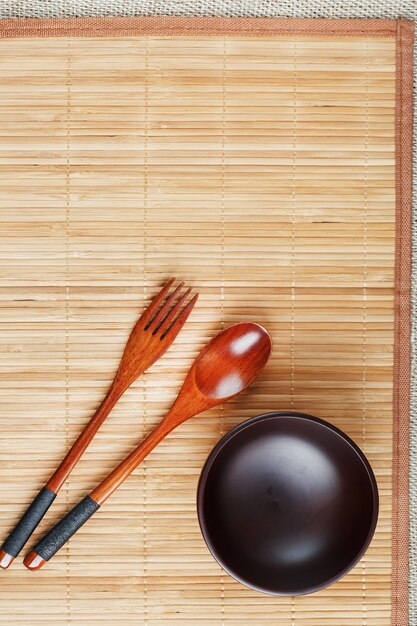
xmin=23 ymin=417 xmax=175 ymax=570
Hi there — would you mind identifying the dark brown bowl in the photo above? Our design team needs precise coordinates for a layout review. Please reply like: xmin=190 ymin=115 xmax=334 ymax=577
xmin=197 ymin=412 xmax=378 ymax=595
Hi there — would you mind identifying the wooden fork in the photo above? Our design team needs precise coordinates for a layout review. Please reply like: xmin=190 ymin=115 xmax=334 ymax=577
xmin=0 ymin=278 xmax=198 ymax=569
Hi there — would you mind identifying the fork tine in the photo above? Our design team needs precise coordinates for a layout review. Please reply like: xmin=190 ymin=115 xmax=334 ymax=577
xmin=161 ymin=292 xmax=198 ymax=340
xmin=141 ymin=277 xmax=175 ymax=328
xmin=147 ymin=281 xmax=184 ymax=331
xmin=155 ymin=286 xmax=191 ymax=335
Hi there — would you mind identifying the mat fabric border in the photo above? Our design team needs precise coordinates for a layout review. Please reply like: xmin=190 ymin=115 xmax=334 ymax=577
xmin=0 ymin=15 xmax=413 ymax=626
xmin=0 ymin=15 xmax=409 ymax=37
xmin=393 ymin=18 xmax=414 ymax=626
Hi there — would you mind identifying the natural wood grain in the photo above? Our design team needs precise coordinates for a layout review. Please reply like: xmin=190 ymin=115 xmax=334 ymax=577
xmin=0 ymin=30 xmax=397 ymax=626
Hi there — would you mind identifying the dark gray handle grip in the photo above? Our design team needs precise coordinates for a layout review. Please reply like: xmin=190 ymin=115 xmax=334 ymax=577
xmin=33 ymin=496 xmax=100 ymax=561
xmin=1 ymin=487 xmax=57 ymax=558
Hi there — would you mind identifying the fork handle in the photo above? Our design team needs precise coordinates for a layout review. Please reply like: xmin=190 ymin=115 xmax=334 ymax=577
xmin=0 ymin=487 xmax=57 ymax=568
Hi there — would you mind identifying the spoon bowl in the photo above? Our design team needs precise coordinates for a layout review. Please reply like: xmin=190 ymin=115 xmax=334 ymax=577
xmin=167 ymin=322 xmax=272 ymax=425
xmin=194 ymin=323 xmax=272 ymax=399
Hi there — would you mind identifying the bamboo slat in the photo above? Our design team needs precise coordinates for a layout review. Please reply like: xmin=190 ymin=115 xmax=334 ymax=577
xmin=0 ymin=32 xmax=396 ymax=625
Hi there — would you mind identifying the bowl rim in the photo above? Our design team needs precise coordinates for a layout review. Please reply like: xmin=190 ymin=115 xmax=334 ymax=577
xmin=196 ymin=411 xmax=379 ymax=596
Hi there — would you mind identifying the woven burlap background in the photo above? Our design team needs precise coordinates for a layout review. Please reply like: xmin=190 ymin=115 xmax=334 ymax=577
xmin=0 ymin=0 xmax=415 ymax=623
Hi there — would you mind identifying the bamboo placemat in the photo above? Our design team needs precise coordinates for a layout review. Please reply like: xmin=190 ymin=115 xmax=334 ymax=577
xmin=0 ymin=16 xmax=413 ymax=626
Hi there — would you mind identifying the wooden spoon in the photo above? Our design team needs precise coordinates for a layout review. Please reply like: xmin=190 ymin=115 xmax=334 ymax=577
xmin=24 ymin=322 xmax=272 ymax=570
